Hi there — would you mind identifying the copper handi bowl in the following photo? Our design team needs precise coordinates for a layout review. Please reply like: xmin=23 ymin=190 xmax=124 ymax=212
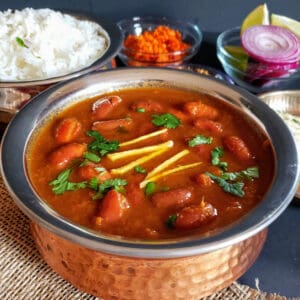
xmin=0 ymin=16 xmax=122 ymax=123
xmin=1 ymin=68 xmax=299 ymax=299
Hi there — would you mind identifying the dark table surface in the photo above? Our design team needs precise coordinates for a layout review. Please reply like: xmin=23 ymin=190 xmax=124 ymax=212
xmin=194 ymin=39 xmax=300 ymax=298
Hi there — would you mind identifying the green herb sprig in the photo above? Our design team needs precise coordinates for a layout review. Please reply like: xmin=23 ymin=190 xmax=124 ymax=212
xmin=90 ymin=178 xmax=127 ymax=200
xmin=188 ymin=134 xmax=213 ymax=147
xmin=145 ymin=182 xmax=156 ymax=196
xmin=152 ymin=113 xmax=181 ymax=129
xmin=206 ymin=172 xmax=245 ymax=197
xmin=211 ymin=146 xmax=228 ymax=171
xmin=87 ymin=130 xmax=119 ymax=156
xmin=206 ymin=166 xmax=259 ymax=197
xmin=16 ymin=37 xmax=29 ymax=48
xmin=134 ymin=165 xmax=147 ymax=174
xmin=49 ymin=169 xmax=87 ymax=195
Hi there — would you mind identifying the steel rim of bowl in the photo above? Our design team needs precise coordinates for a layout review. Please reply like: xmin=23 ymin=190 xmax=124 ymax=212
xmin=1 ymin=68 xmax=299 ymax=258
xmin=0 ymin=17 xmax=123 ymax=87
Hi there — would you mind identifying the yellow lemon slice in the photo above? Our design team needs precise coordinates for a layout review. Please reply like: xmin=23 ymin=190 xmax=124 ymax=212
xmin=271 ymin=14 xmax=300 ymax=38
xmin=241 ymin=3 xmax=269 ymax=34
xmin=224 ymin=45 xmax=249 ymax=71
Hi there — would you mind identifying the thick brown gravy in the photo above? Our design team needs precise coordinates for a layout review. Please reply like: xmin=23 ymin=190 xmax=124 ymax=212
xmin=26 ymin=87 xmax=275 ymax=239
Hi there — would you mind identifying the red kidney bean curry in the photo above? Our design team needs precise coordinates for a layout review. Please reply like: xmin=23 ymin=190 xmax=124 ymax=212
xmin=26 ymin=87 xmax=275 ymax=240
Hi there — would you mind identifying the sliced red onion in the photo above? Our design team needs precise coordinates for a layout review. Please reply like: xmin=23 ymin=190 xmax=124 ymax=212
xmin=241 ymin=25 xmax=300 ymax=64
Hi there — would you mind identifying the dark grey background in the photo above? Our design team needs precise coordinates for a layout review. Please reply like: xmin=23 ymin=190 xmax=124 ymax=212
xmin=2 ymin=0 xmax=300 ymax=38
xmin=1 ymin=0 xmax=300 ymax=298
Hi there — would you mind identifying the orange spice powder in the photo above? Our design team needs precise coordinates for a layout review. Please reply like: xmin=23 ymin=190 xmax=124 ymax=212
xmin=124 ymin=25 xmax=190 ymax=65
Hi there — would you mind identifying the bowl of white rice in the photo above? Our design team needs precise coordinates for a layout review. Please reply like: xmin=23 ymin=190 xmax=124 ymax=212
xmin=0 ymin=7 xmax=122 ymax=121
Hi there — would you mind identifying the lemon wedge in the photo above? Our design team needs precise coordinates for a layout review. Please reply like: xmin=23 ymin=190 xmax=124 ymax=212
xmin=224 ymin=45 xmax=249 ymax=71
xmin=241 ymin=3 xmax=270 ymax=34
xmin=271 ymin=14 xmax=300 ymax=38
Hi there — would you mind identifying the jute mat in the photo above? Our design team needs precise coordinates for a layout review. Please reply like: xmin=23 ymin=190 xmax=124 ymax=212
xmin=0 ymin=176 xmax=293 ymax=300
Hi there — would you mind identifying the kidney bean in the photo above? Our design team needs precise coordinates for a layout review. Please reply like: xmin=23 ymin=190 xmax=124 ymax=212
xmin=92 ymin=118 xmax=132 ymax=131
xmin=77 ymin=163 xmax=111 ymax=182
xmin=175 ymin=202 xmax=217 ymax=230
xmin=193 ymin=119 xmax=223 ymax=134
xmin=168 ymin=108 xmax=189 ymax=122
xmin=92 ymin=95 xmax=122 ymax=120
xmin=194 ymin=173 xmax=213 ymax=187
xmin=49 ymin=143 xmax=86 ymax=170
xmin=151 ymin=188 xmax=193 ymax=209
xmin=54 ymin=117 xmax=82 ymax=144
xmin=97 ymin=190 xmax=129 ymax=223
xmin=131 ymin=99 xmax=163 ymax=113
xmin=223 ymin=135 xmax=252 ymax=161
xmin=126 ymin=182 xmax=146 ymax=206
xmin=183 ymin=101 xmax=219 ymax=119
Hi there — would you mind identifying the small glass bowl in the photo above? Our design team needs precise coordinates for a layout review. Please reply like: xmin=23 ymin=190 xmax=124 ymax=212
xmin=117 ymin=16 xmax=202 ymax=67
xmin=217 ymin=27 xmax=300 ymax=94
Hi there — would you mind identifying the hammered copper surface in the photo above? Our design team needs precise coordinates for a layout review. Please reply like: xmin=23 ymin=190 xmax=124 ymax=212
xmin=31 ymin=222 xmax=267 ymax=300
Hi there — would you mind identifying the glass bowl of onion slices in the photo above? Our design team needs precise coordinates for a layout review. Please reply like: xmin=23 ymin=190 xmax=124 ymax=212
xmin=259 ymin=90 xmax=300 ymax=202
xmin=217 ymin=26 xmax=300 ymax=94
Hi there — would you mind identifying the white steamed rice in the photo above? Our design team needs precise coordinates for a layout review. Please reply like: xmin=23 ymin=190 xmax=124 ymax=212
xmin=0 ymin=8 xmax=109 ymax=81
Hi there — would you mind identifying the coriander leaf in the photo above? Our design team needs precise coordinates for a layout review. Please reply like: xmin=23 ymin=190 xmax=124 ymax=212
xmin=16 ymin=37 xmax=29 ymax=48
xmin=99 ymin=178 xmax=127 ymax=194
xmin=145 ymin=182 xmax=156 ymax=196
xmin=221 ymin=167 xmax=259 ymax=181
xmin=134 ymin=165 xmax=147 ymax=174
xmin=83 ymin=151 xmax=101 ymax=163
xmin=166 ymin=214 xmax=177 ymax=228
xmin=152 ymin=113 xmax=181 ymax=129
xmin=206 ymin=172 xmax=244 ymax=197
xmin=49 ymin=168 xmax=87 ymax=195
xmin=136 ymin=107 xmax=145 ymax=113
xmin=188 ymin=134 xmax=213 ymax=147
xmin=211 ymin=146 xmax=228 ymax=171
xmin=292 ymin=118 xmax=300 ymax=125
xmin=86 ymin=130 xmax=119 ymax=156
xmin=89 ymin=177 xmax=99 ymax=191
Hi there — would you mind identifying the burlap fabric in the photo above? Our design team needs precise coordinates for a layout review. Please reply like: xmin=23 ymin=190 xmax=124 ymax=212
xmin=0 ymin=176 xmax=293 ymax=300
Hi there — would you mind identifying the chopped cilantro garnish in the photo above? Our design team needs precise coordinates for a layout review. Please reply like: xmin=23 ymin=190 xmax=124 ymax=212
xmin=99 ymin=178 xmax=127 ymax=194
xmin=83 ymin=151 xmax=101 ymax=163
xmin=136 ymin=107 xmax=145 ymax=113
xmin=221 ymin=167 xmax=259 ymax=181
xmin=152 ymin=113 xmax=181 ymax=129
xmin=188 ymin=134 xmax=213 ymax=147
xmin=86 ymin=130 xmax=119 ymax=156
xmin=292 ymin=118 xmax=300 ymax=125
xmin=211 ymin=146 xmax=228 ymax=171
xmin=166 ymin=214 xmax=178 ymax=228
xmin=89 ymin=177 xmax=99 ymax=190
xmin=206 ymin=172 xmax=245 ymax=197
xmin=145 ymin=181 xmax=156 ymax=196
xmin=49 ymin=168 xmax=87 ymax=195
xmin=16 ymin=37 xmax=29 ymax=48
xmin=90 ymin=178 xmax=127 ymax=200
xmin=134 ymin=165 xmax=147 ymax=174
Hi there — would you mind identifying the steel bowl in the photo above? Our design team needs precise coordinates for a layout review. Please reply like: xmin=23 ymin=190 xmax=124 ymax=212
xmin=259 ymin=90 xmax=300 ymax=203
xmin=0 ymin=14 xmax=122 ymax=123
xmin=1 ymin=68 xmax=299 ymax=299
